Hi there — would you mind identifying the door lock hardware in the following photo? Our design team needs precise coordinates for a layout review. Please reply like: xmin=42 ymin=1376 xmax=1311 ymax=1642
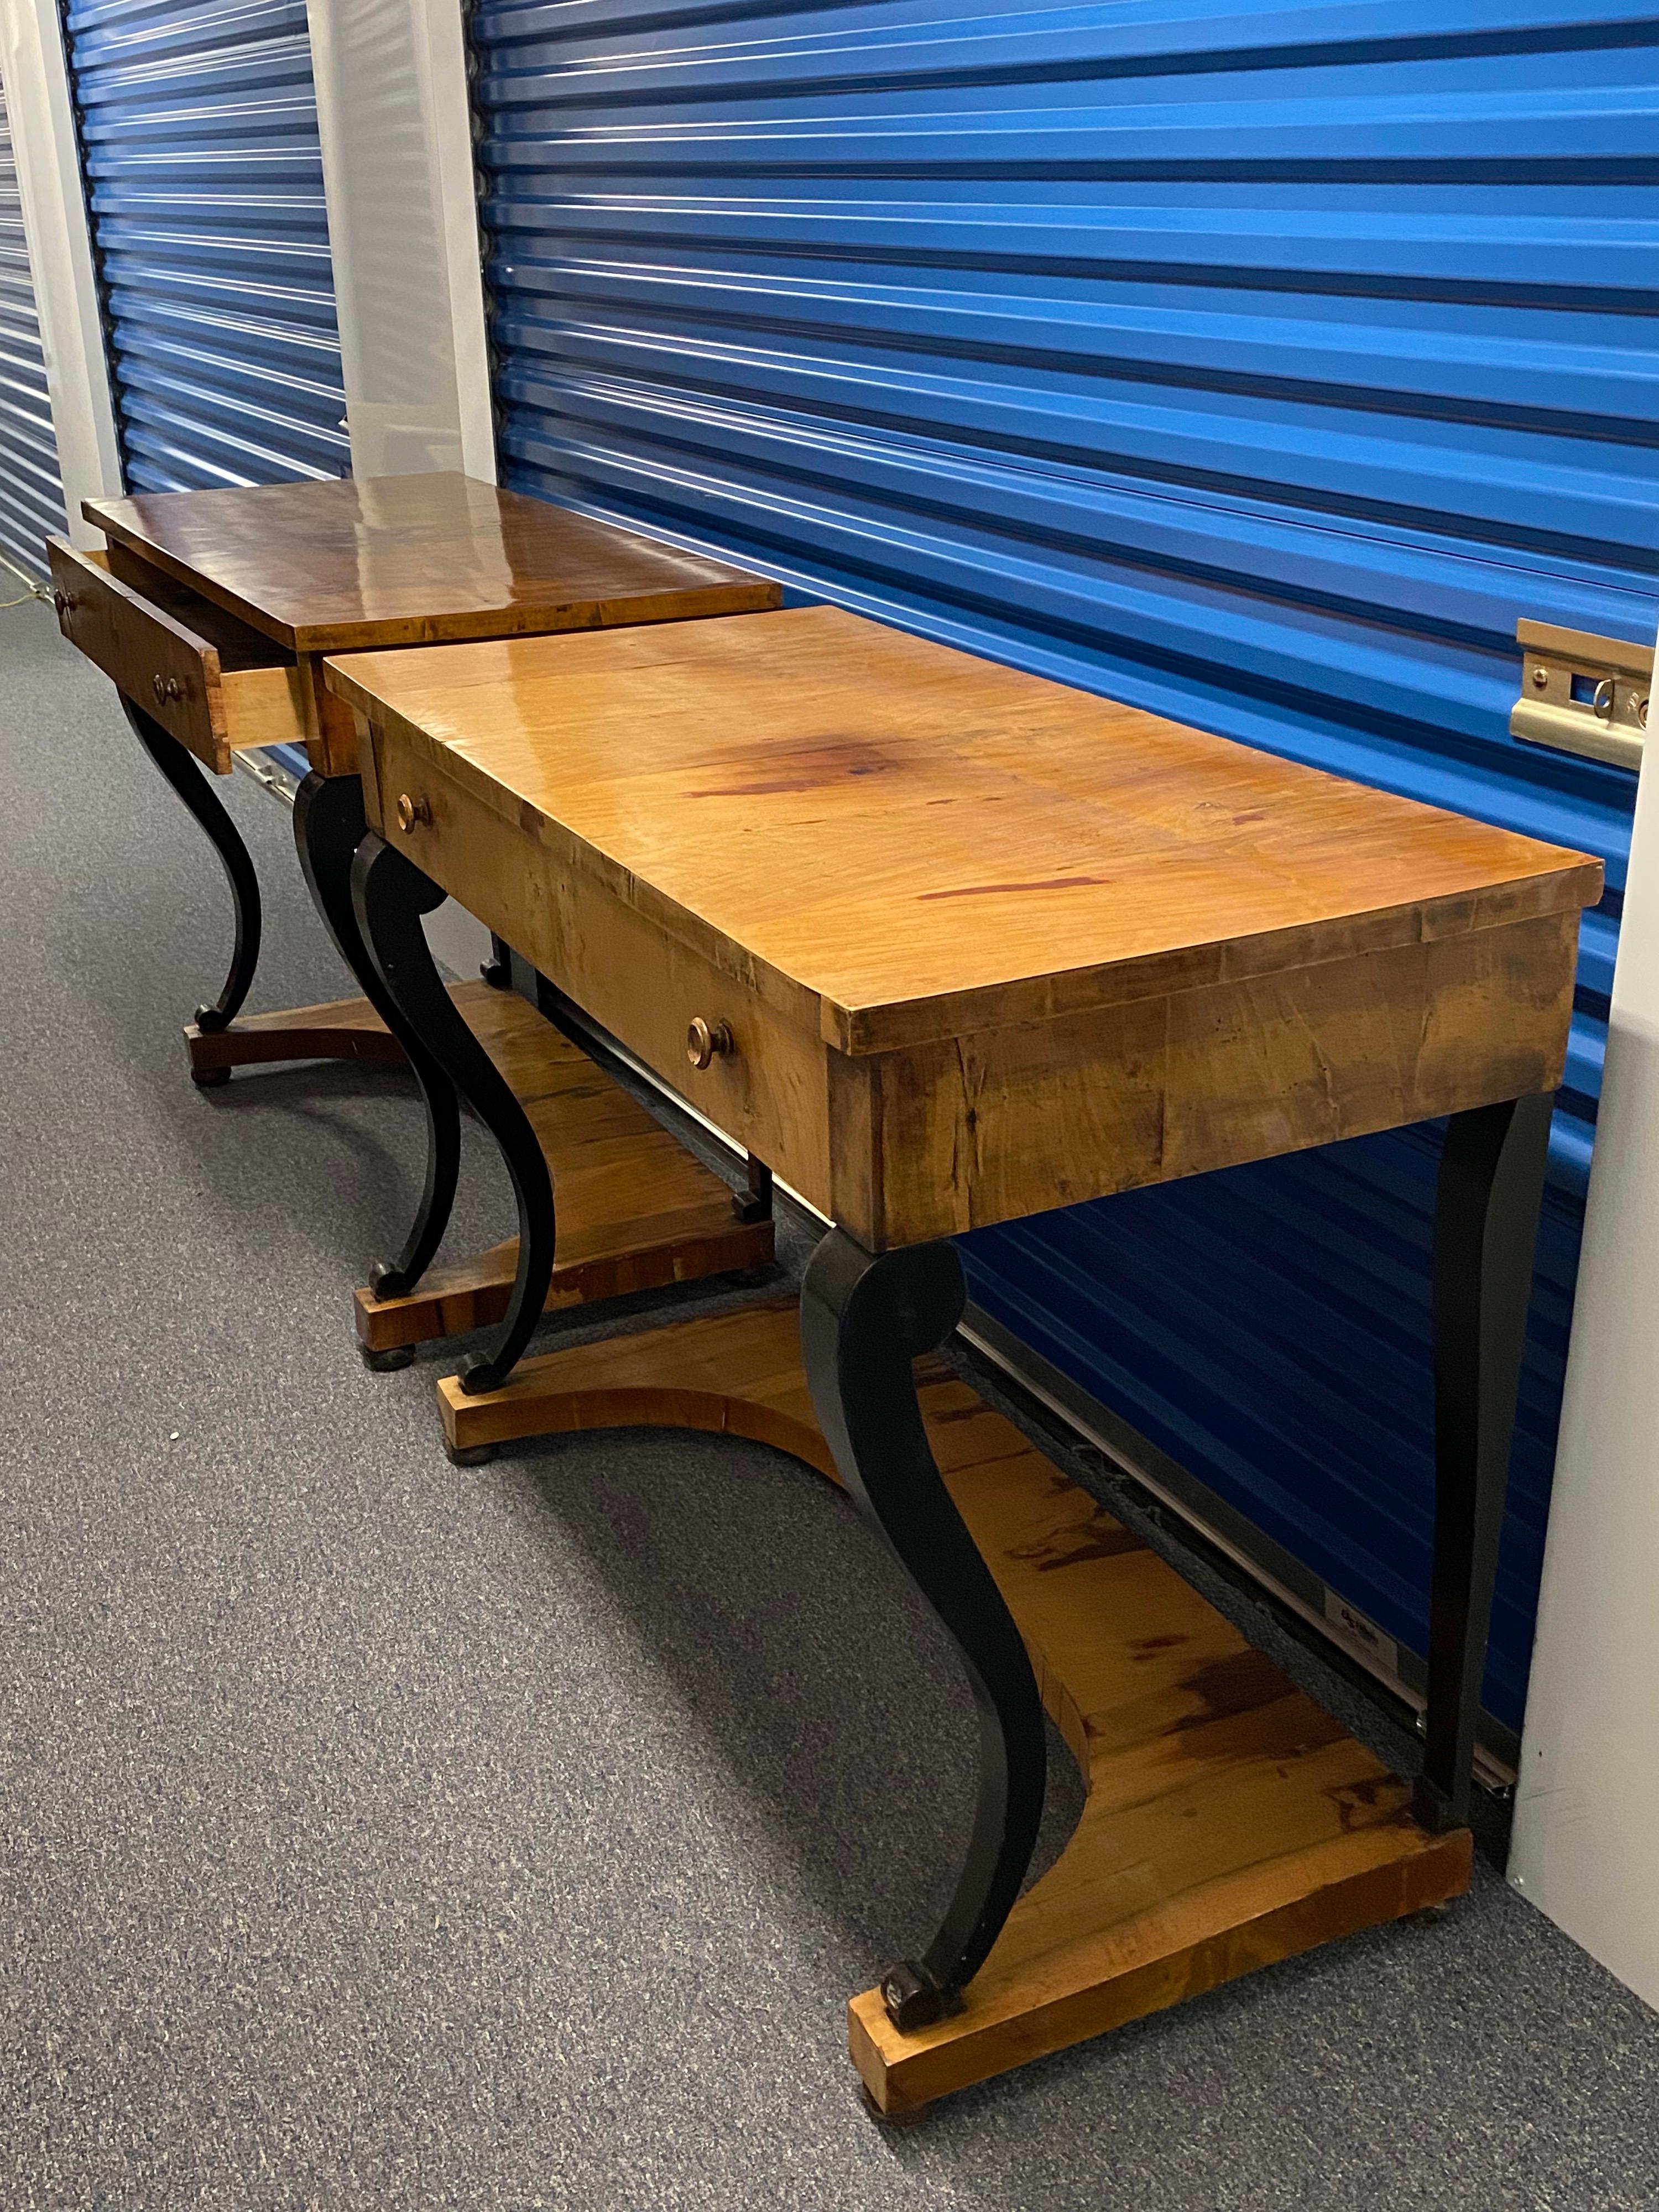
xmin=1511 ymin=620 xmax=1649 ymax=772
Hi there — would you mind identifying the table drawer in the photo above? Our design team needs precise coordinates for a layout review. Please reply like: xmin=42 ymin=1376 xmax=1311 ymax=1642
xmin=366 ymin=727 xmax=837 ymax=1215
xmin=49 ymin=536 xmax=310 ymax=774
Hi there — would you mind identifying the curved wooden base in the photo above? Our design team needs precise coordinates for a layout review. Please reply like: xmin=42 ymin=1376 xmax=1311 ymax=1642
xmin=184 ymin=992 xmax=406 ymax=1081
xmin=186 ymin=981 xmax=773 ymax=1349
xmin=436 ymin=1298 xmax=1471 ymax=2114
xmin=353 ymin=980 xmax=773 ymax=1355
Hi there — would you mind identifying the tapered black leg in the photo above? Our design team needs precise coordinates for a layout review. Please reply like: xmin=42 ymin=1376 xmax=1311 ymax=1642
xmin=122 ymin=698 xmax=260 ymax=1039
xmin=293 ymin=773 xmax=462 ymax=1300
xmin=1414 ymin=1091 xmax=1554 ymax=1833
xmin=800 ymin=1229 xmax=1047 ymax=2031
xmin=352 ymin=832 xmax=556 ymax=1393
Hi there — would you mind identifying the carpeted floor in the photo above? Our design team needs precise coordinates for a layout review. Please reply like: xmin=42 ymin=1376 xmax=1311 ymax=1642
xmin=3 ymin=594 xmax=1657 ymax=2210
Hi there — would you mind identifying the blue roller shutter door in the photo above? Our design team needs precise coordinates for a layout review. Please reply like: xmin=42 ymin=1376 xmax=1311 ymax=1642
xmin=0 ymin=70 xmax=66 ymax=582
xmin=469 ymin=0 xmax=1657 ymax=1739
xmin=61 ymin=0 xmax=346 ymax=492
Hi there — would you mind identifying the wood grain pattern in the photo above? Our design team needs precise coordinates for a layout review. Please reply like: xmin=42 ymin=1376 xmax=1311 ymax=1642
xmin=436 ymin=1297 xmax=1471 ymax=2113
xmin=332 ymin=603 xmax=1600 ymax=1056
xmin=353 ymin=979 xmax=772 ymax=1352
xmin=183 ymin=992 xmax=406 ymax=1078
xmin=49 ymin=536 xmax=309 ymax=773
xmin=84 ymin=473 xmax=780 ymax=654
xmin=346 ymin=606 xmax=1596 ymax=1244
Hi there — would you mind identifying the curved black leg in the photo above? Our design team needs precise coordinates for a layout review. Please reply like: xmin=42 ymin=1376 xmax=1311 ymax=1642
xmin=799 ymin=1229 xmax=1046 ymax=2032
xmin=352 ymin=832 xmax=556 ymax=1391
xmin=293 ymin=773 xmax=462 ymax=1298
xmin=122 ymin=698 xmax=260 ymax=1035
xmin=1415 ymin=1089 xmax=1554 ymax=1834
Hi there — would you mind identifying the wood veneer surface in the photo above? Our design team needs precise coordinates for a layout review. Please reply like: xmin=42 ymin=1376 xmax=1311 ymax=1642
xmin=83 ymin=473 xmax=779 ymax=654
xmin=330 ymin=603 xmax=1601 ymax=1055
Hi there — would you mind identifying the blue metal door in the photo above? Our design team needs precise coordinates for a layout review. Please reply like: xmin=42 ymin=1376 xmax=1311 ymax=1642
xmin=61 ymin=0 xmax=347 ymax=492
xmin=469 ymin=0 xmax=1658 ymax=1741
xmin=0 ymin=69 xmax=66 ymax=582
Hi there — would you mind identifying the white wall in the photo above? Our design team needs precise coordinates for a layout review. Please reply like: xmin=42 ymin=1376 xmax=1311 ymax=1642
xmin=305 ymin=0 xmax=494 ymax=482
xmin=1511 ymin=634 xmax=1659 ymax=2012
xmin=306 ymin=0 xmax=496 ymax=977
xmin=0 ymin=0 xmax=121 ymax=537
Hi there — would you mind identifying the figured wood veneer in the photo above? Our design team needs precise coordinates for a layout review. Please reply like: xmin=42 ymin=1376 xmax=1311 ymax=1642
xmin=437 ymin=1297 xmax=1470 ymax=2115
xmin=333 ymin=604 xmax=1600 ymax=1246
xmin=83 ymin=473 xmax=780 ymax=654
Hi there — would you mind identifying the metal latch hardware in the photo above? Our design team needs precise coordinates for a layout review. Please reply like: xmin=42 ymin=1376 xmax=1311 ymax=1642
xmin=1511 ymin=619 xmax=1650 ymax=772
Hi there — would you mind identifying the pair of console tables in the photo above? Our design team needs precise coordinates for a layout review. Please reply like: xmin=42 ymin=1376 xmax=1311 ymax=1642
xmin=51 ymin=473 xmax=1599 ymax=2119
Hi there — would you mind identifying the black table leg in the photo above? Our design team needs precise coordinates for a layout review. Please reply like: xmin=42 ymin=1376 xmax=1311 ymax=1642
xmin=122 ymin=699 xmax=261 ymax=1060
xmin=293 ymin=773 xmax=463 ymax=1307
xmin=1414 ymin=1090 xmax=1554 ymax=1834
xmin=352 ymin=831 xmax=556 ymax=1392
xmin=800 ymin=1229 xmax=1047 ymax=2032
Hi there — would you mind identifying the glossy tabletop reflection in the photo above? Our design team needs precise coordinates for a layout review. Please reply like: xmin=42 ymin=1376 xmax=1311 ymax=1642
xmin=82 ymin=473 xmax=779 ymax=654
xmin=327 ymin=603 xmax=1601 ymax=1055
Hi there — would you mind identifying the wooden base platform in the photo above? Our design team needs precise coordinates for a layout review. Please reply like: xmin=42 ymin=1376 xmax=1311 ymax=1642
xmin=185 ymin=993 xmax=408 ymax=1081
xmin=186 ymin=983 xmax=774 ymax=1356
xmin=436 ymin=1298 xmax=1471 ymax=2114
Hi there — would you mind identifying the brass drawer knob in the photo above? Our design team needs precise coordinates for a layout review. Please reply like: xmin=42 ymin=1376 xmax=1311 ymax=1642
xmin=152 ymin=673 xmax=182 ymax=703
xmin=395 ymin=792 xmax=432 ymax=833
xmin=686 ymin=1016 xmax=734 ymax=1070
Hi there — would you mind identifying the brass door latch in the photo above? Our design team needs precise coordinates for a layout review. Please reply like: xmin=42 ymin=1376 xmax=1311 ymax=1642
xmin=1512 ymin=619 xmax=1650 ymax=772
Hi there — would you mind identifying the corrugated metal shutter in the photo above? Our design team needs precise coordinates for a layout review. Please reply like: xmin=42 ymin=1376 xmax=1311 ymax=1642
xmin=469 ymin=0 xmax=1657 ymax=1736
xmin=61 ymin=0 xmax=347 ymax=492
xmin=0 ymin=69 xmax=66 ymax=582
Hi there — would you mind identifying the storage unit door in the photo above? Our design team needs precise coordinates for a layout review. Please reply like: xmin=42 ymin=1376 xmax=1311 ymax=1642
xmin=0 ymin=69 xmax=66 ymax=583
xmin=469 ymin=1 xmax=1657 ymax=1744
xmin=61 ymin=0 xmax=346 ymax=493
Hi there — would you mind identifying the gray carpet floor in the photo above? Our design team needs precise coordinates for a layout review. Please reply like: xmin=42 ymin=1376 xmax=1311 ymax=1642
xmin=3 ymin=594 xmax=1657 ymax=2210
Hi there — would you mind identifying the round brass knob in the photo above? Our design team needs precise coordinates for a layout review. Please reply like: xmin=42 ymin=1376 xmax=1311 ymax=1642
xmin=395 ymin=792 xmax=432 ymax=833
xmin=152 ymin=673 xmax=182 ymax=703
xmin=686 ymin=1016 xmax=734 ymax=1070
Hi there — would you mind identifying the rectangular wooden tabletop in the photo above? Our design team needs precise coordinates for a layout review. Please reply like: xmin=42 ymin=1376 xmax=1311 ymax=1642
xmin=82 ymin=473 xmax=778 ymax=655
xmin=328 ymin=604 xmax=1601 ymax=1058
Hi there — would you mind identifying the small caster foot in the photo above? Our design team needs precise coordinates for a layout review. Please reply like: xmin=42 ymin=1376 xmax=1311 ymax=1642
xmin=191 ymin=1065 xmax=231 ymax=1090
xmin=1411 ymin=1901 xmax=1455 ymax=1927
xmin=359 ymin=1343 xmax=416 ymax=1373
xmin=860 ymin=2086 xmax=931 ymax=2128
xmin=445 ymin=1439 xmax=498 ymax=1468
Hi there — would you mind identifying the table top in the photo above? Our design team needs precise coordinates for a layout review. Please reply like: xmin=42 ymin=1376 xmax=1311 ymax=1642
xmin=329 ymin=604 xmax=1602 ymax=1055
xmin=83 ymin=473 xmax=778 ymax=655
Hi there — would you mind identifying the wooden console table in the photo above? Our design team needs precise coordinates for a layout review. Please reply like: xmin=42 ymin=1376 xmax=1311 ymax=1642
xmin=49 ymin=474 xmax=781 ymax=1358
xmin=330 ymin=603 xmax=1598 ymax=2114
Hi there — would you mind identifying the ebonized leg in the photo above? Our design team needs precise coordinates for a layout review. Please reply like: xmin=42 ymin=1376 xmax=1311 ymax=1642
xmin=122 ymin=699 xmax=260 ymax=1053
xmin=799 ymin=1229 xmax=1047 ymax=2031
xmin=1414 ymin=1091 xmax=1554 ymax=1833
xmin=293 ymin=773 xmax=463 ymax=1307
xmin=352 ymin=832 xmax=556 ymax=1392
xmin=481 ymin=932 xmax=514 ymax=990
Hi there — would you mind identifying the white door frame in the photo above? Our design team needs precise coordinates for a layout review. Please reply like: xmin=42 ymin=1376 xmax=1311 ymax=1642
xmin=1510 ymin=633 xmax=1659 ymax=2013
xmin=0 ymin=0 xmax=122 ymax=541
xmin=304 ymin=0 xmax=495 ymax=482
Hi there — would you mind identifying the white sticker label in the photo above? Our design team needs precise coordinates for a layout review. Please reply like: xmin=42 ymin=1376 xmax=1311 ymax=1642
xmin=1323 ymin=1588 xmax=1400 ymax=1677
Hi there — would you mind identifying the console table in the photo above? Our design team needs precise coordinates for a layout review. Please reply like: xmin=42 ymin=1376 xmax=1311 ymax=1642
xmin=327 ymin=602 xmax=1599 ymax=2116
xmin=48 ymin=474 xmax=781 ymax=1359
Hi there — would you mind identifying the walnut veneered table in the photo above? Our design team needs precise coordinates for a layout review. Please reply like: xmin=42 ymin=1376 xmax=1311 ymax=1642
xmin=48 ymin=474 xmax=784 ymax=1358
xmin=328 ymin=603 xmax=1599 ymax=2116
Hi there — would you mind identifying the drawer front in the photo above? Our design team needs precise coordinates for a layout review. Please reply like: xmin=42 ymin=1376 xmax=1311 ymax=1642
xmin=49 ymin=537 xmax=309 ymax=773
xmin=369 ymin=726 xmax=836 ymax=1215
